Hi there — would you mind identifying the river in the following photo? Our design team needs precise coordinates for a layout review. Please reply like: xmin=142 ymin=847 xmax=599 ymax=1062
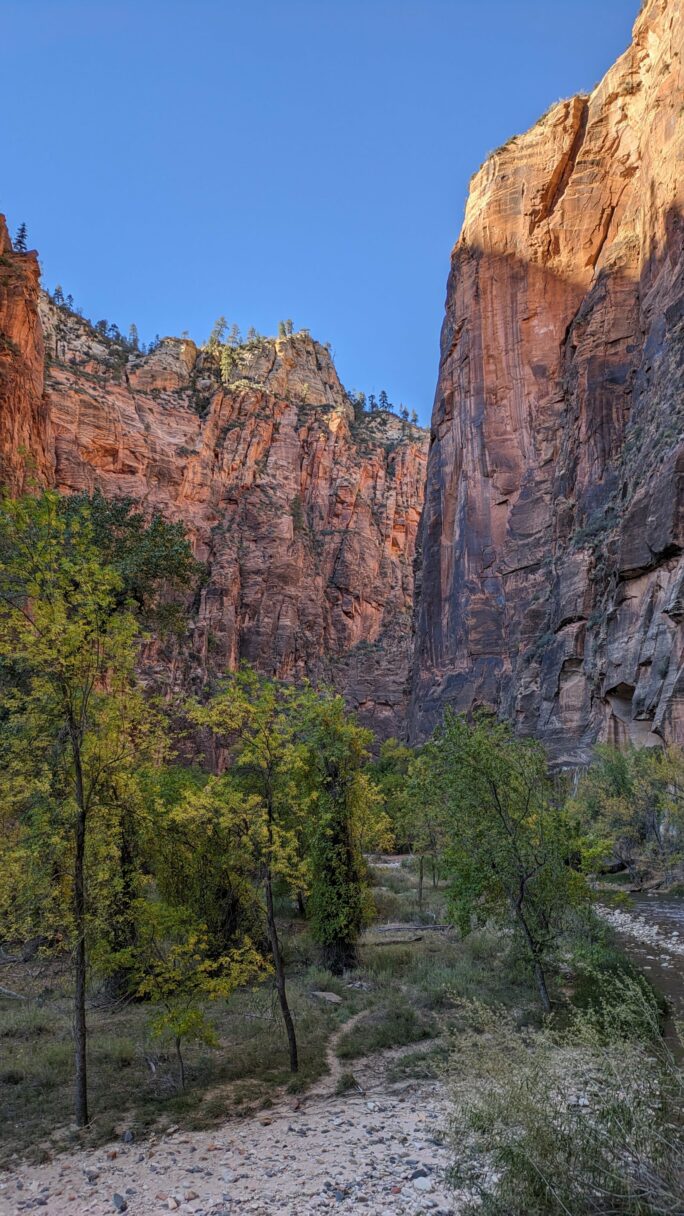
xmin=599 ymin=891 xmax=684 ymax=1023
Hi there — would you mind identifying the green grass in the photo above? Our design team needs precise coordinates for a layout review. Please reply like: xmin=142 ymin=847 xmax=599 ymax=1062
xmin=0 ymin=866 xmax=546 ymax=1165
xmin=0 ymin=967 xmax=355 ymax=1165
xmin=336 ymin=998 xmax=438 ymax=1059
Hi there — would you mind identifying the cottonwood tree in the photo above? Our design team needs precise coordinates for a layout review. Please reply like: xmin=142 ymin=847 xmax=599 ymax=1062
xmin=423 ymin=712 xmax=589 ymax=1012
xmin=370 ymin=738 xmax=414 ymax=851
xmin=0 ymin=492 xmax=162 ymax=1125
xmin=131 ymin=900 xmax=265 ymax=1091
xmin=570 ymin=744 xmax=684 ymax=879
xmin=405 ymin=749 xmax=448 ymax=909
xmin=189 ymin=670 xmax=314 ymax=1072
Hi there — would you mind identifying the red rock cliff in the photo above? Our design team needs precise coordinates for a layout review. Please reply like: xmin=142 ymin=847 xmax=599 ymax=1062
xmin=0 ymin=218 xmax=427 ymax=735
xmin=411 ymin=0 xmax=684 ymax=762
xmin=0 ymin=220 xmax=51 ymax=489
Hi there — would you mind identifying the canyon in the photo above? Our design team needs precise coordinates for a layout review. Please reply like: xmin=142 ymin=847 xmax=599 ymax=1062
xmin=1 ymin=0 xmax=684 ymax=760
xmin=410 ymin=0 xmax=684 ymax=762
xmin=0 ymin=219 xmax=428 ymax=736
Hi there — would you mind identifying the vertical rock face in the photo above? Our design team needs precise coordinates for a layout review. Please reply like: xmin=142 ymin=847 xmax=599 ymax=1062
xmin=411 ymin=0 xmax=684 ymax=762
xmin=0 ymin=218 xmax=51 ymax=490
xmin=0 ymin=234 xmax=428 ymax=735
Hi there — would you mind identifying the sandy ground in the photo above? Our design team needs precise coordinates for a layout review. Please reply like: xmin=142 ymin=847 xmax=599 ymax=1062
xmin=0 ymin=1019 xmax=458 ymax=1216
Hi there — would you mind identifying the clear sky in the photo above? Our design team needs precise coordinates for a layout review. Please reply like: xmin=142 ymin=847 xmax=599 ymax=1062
xmin=2 ymin=0 xmax=636 ymax=423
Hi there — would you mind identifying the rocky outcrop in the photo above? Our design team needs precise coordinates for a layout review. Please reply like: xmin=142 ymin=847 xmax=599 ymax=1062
xmin=0 ymin=222 xmax=427 ymax=735
xmin=411 ymin=0 xmax=684 ymax=762
xmin=0 ymin=220 xmax=51 ymax=490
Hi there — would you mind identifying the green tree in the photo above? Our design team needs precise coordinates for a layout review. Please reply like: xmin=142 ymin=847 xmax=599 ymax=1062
xmin=423 ymin=712 xmax=589 ymax=1012
xmin=143 ymin=763 xmax=262 ymax=958
xmin=14 ymin=222 xmax=27 ymax=252
xmin=220 ymin=344 xmax=236 ymax=383
xmin=189 ymin=669 xmax=313 ymax=1071
xmin=405 ymin=748 xmax=448 ymax=908
xmin=370 ymin=737 xmax=414 ymax=851
xmin=207 ymin=316 xmax=227 ymax=349
xmin=131 ymin=900 xmax=265 ymax=1090
xmin=61 ymin=490 xmax=203 ymax=635
xmin=571 ymin=743 xmax=684 ymax=878
xmin=301 ymin=696 xmax=377 ymax=974
xmin=0 ymin=492 xmax=160 ymax=1125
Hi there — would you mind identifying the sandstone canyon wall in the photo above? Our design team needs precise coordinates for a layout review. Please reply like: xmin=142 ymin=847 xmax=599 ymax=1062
xmin=411 ymin=0 xmax=684 ymax=763
xmin=0 ymin=216 xmax=428 ymax=736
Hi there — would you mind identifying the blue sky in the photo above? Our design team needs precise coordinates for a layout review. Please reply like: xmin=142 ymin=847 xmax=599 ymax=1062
xmin=3 ymin=1 xmax=636 ymax=423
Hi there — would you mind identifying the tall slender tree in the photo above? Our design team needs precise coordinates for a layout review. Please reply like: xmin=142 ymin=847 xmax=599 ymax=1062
xmin=0 ymin=492 xmax=161 ymax=1124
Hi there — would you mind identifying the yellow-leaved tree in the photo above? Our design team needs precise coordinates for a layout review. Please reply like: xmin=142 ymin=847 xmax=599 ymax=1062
xmin=0 ymin=492 xmax=161 ymax=1126
xmin=188 ymin=668 xmax=314 ymax=1073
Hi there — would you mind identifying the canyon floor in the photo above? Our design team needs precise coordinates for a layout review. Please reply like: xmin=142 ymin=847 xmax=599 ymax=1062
xmin=4 ymin=867 xmax=679 ymax=1216
xmin=0 ymin=1026 xmax=456 ymax=1216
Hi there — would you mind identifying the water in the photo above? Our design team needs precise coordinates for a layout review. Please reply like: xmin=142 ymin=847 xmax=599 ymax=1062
xmin=600 ymin=891 xmax=684 ymax=1022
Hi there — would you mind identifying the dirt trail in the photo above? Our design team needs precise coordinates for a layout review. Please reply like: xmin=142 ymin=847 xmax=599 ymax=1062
xmin=0 ymin=1017 xmax=457 ymax=1216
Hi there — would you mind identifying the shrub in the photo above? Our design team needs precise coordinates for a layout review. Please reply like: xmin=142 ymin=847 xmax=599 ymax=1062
xmin=448 ymin=978 xmax=684 ymax=1215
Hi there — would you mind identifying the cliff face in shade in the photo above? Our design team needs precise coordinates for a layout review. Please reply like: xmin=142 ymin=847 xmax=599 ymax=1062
xmin=0 ymin=223 xmax=428 ymax=735
xmin=0 ymin=222 xmax=51 ymax=491
xmin=411 ymin=0 xmax=684 ymax=762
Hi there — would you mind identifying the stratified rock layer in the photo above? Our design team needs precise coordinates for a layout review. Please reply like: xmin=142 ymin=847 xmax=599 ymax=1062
xmin=411 ymin=0 xmax=684 ymax=761
xmin=0 ymin=218 xmax=427 ymax=735
xmin=0 ymin=223 xmax=51 ymax=490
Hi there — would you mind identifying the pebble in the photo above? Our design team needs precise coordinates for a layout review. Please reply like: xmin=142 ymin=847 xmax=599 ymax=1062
xmin=1 ymin=1074 xmax=455 ymax=1216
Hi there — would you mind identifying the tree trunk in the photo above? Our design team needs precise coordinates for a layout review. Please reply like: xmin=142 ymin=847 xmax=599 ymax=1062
xmin=175 ymin=1036 xmax=185 ymax=1091
xmin=431 ymin=858 xmax=437 ymax=888
xmin=265 ymin=873 xmax=298 ymax=1072
xmin=296 ymin=889 xmax=306 ymax=918
xmin=514 ymin=901 xmax=551 ymax=1015
xmin=418 ymin=855 xmax=424 ymax=911
xmin=322 ymin=939 xmax=357 ymax=976
xmin=532 ymin=959 xmax=551 ymax=1015
xmin=72 ymin=737 xmax=89 ymax=1127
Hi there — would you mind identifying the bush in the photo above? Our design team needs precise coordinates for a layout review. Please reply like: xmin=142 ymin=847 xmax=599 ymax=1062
xmin=448 ymin=978 xmax=684 ymax=1215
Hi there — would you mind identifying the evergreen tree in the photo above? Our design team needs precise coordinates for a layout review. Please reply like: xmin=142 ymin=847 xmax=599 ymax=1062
xmin=128 ymin=323 xmax=139 ymax=350
xmin=207 ymin=316 xmax=227 ymax=349
xmin=378 ymin=389 xmax=389 ymax=411
xmin=14 ymin=222 xmax=28 ymax=252
xmin=53 ymin=284 xmax=65 ymax=307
